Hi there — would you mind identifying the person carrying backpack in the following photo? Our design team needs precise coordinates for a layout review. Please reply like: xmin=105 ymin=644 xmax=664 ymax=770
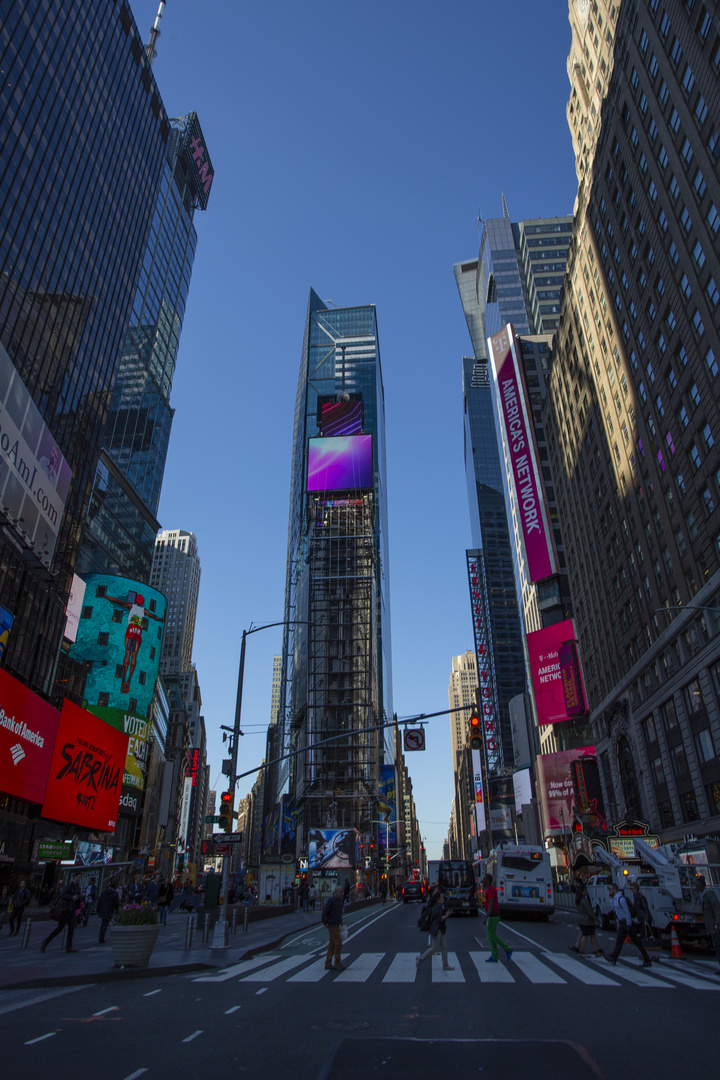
xmin=322 ymin=886 xmax=346 ymax=972
xmin=416 ymin=889 xmax=454 ymax=971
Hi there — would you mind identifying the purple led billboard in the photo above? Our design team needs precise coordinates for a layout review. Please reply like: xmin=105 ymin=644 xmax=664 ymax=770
xmin=320 ymin=399 xmax=363 ymax=437
xmin=307 ymin=435 xmax=373 ymax=493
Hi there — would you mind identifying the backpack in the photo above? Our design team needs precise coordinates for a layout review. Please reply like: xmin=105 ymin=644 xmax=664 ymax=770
xmin=417 ymin=902 xmax=433 ymax=933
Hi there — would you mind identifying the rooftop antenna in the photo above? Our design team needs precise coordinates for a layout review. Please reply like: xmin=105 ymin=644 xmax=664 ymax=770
xmin=501 ymin=192 xmax=510 ymax=220
xmin=145 ymin=0 xmax=166 ymax=68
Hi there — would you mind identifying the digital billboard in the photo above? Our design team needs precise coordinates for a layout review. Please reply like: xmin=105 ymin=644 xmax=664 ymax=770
xmin=307 ymin=435 xmax=373 ymax=493
xmin=308 ymin=828 xmax=361 ymax=869
xmin=558 ymin=638 xmax=588 ymax=716
xmin=527 ymin=618 xmax=583 ymax=726
xmin=63 ymin=573 xmax=86 ymax=644
xmin=378 ymin=764 xmax=397 ymax=852
xmin=42 ymin=699 xmax=128 ymax=832
xmin=87 ymin=704 xmax=151 ymax=817
xmin=0 ymin=342 xmax=72 ymax=563
xmin=0 ymin=667 xmax=59 ymax=804
xmin=487 ymin=326 xmax=557 ymax=583
xmin=320 ymin=399 xmax=363 ymax=437
xmin=536 ymin=746 xmax=597 ymax=834
xmin=71 ymin=574 xmax=167 ymax=719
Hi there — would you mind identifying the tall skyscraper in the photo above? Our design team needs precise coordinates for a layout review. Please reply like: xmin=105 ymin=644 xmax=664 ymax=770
xmin=545 ymin=1 xmax=720 ymax=836
xmin=150 ymin=529 xmax=201 ymax=677
xmin=0 ymin=0 xmax=169 ymax=696
xmin=278 ymin=290 xmax=393 ymax=860
xmin=448 ymin=651 xmax=478 ymax=859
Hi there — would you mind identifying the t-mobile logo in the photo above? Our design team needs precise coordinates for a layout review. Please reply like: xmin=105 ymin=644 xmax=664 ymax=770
xmin=10 ymin=743 xmax=25 ymax=765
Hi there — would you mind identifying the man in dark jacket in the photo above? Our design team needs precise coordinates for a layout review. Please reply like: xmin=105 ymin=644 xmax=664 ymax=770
xmin=8 ymin=880 xmax=30 ymax=936
xmin=98 ymin=883 xmax=119 ymax=943
xmin=416 ymin=889 xmax=454 ymax=971
xmin=322 ymin=886 xmax=345 ymax=971
xmin=41 ymin=874 xmax=82 ymax=954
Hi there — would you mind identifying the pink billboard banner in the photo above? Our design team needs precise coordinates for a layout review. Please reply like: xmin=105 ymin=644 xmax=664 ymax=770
xmin=488 ymin=327 xmax=555 ymax=583
xmin=527 ymin=618 xmax=581 ymax=726
xmin=536 ymin=746 xmax=597 ymax=832
xmin=558 ymin=639 xmax=588 ymax=716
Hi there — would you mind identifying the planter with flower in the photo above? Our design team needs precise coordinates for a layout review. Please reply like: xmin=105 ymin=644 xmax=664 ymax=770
xmin=110 ymin=902 xmax=161 ymax=968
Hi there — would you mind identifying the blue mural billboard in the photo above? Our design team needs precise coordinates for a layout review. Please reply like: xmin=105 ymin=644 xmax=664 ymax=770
xmin=378 ymin=764 xmax=397 ymax=853
xmin=71 ymin=574 xmax=167 ymax=719
xmin=308 ymin=828 xmax=361 ymax=869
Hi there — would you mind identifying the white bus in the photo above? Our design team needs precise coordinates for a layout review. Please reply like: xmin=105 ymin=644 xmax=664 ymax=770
xmin=485 ymin=844 xmax=554 ymax=919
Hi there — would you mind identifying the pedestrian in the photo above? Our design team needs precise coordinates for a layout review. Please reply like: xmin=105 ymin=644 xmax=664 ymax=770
xmin=605 ymin=883 xmax=652 ymax=968
xmin=97 ymin=881 xmax=119 ymax=943
xmin=301 ymin=882 xmax=309 ymax=912
xmin=144 ymin=875 xmax=160 ymax=906
xmin=41 ymin=873 xmax=82 ymax=954
xmin=380 ymin=881 xmax=387 ymax=905
xmin=482 ymin=873 xmax=513 ymax=964
xmin=343 ymin=878 xmax=350 ymax=902
xmin=156 ymin=877 xmax=173 ymax=924
xmin=0 ymin=885 xmax=8 ymax=930
xmin=416 ymin=889 xmax=454 ymax=971
xmin=308 ymin=884 xmax=317 ymax=911
xmin=322 ymin=885 xmax=346 ymax=971
xmin=574 ymin=882 xmax=602 ymax=958
xmin=697 ymin=875 xmax=720 ymax=971
xmin=629 ymin=880 xmax=652 ymax=939
xmin=8 ymin=879 xmax=31 ymax=936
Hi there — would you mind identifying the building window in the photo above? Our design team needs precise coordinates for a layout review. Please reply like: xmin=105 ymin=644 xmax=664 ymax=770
xmin=693 ymin=240 xmax=706 ymax=269
xmin=681 ymin=790 xmax=700 ymax=822
xmin=707 ymin=781 xmax=720 ymax=816
xmin=702 ymin=423 xmax=714 ymax=450
xmin=97 ymin=632 xmax=109 ymax=647
xmin=670 ymin=743 xmax=689 ymax=777
xmin=705 ymin=348 xmax=718 ymax=377
xmin=661 ymin=697 xmax=679 ymax=730
xmin=657 ymin=799 xmax=675 ymax=827
xmin=684 ymin=677 xmax=704 ymax=714
xmin=650 ymin=757 xmax=665 ymax=786
xmin=695 ymin=728 xmax=715 ymax=764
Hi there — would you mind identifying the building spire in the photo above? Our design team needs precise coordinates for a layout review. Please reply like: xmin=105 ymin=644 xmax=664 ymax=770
xmin=145 ymin=0 xmax=166 ymax=68
xmin=501 ymin=192 xmax=510 ymax=220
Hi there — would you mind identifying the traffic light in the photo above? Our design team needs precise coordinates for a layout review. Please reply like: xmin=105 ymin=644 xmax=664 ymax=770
xmin=218 ymin=790 xmax=233 ymax=832
xmin=469 ymin=710 xmax=482 ymax=751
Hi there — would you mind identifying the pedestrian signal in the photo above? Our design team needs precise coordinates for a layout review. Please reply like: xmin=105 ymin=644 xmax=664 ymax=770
xmin=469 ymin=711 xmax=482 ymax=751
xmin=218 ymin=791 xmax=233 ymax=832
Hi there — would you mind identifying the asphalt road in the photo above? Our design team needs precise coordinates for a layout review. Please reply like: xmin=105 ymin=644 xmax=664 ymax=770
xmin=2 ymin=900 xmax=718 ymax=1080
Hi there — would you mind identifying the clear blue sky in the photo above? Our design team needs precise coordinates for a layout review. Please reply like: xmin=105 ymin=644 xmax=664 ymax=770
xmin=130 ymin=0 xmax=577 ymax=858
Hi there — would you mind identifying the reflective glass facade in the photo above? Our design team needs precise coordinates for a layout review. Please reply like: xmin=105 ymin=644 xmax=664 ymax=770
xmin=0 ymin=0 xmax=168 ymax=694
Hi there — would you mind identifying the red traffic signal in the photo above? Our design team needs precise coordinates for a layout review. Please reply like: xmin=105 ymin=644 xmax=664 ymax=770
xmin=218 ymin=791 xmax=233 ymax=833
xmin=469 ymin=711 xmax=482 ymax=750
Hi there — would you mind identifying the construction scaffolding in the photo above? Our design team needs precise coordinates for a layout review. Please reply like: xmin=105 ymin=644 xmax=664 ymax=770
xmin=293 ymin=493 xmax=379 ymax=833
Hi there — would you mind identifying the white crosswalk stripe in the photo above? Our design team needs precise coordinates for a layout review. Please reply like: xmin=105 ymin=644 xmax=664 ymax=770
xmin=382 ymin=953 xmax=418 ymax=983
xmin=511 ymin=951 xmax=566 ymax=984
xmin=241 ymin=953 xmax=314 ymax=982
xmin=544 ymin=952 xmax=620 ymax=986
xmin=335 ymin=952 xmax=384 ymax=982
xmin=432 ymin=952 xmax=464 ymax=982
xmin=287 ymin=955 xmax=351 ymax=982
xmin=596 ymin=958 xmax=674 ymax=988
xmin=469 ymin=951 xmax=515 ymax=982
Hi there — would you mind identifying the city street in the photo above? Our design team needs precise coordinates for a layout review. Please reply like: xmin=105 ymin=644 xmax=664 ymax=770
xmin=1 ymin=901 xmax=718 ymax=1079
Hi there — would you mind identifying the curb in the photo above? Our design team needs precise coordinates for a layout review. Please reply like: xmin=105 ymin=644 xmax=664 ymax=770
xmin=1 ymin=961 xmax=215 ymax=991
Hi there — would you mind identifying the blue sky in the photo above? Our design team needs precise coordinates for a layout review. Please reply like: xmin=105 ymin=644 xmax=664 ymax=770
xmin=129 ymin=0 xmax=578 ymax=858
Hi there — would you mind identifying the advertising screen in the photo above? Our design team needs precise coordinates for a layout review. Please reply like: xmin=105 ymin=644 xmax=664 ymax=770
xmin=320 ymin=399 xmax=363 ymax=437
xmin=71 ymin=574 xmax=167 ymax=719
xmin=536 ymin=746 xmax=597 ymax=833
xmin=527 ymin=618 xmax=582 ymax=726
xmin=308 ymin=828 xmax=361 ymax=869
xmin=63 ymin=573 xmax=86 ymax=644
xmin=87 ymin=704 xmax=151 ymax=816
xmin=378 ymin=764 xmax=397 ymax=852
xmin=0 ymin=667 xmax=60 ymax=804
xmin=558 ymin=639 xmax=588 ymax=716
xmin=42 ymin=699 xmax=128 ymax=831
xmin=0 ymin=605 xmax=13 ymax=661
xmin=307 ymin=435 xmax=372 ymax=493
xmin=513 ymin=768 xmax=533 ymax=815
xmin=0 ymin=342 xmax=72 ymax=563
xmin=487 ymin=327 xmax=556 ymax=583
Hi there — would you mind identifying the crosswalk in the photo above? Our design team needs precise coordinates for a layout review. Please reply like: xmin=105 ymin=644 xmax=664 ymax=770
xmin=195 ymin=950 xmax=720 ymax=991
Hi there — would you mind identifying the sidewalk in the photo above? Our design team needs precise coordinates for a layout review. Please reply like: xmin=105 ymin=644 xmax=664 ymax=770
xmin=0 ymin=905 xmax=334 ymax=991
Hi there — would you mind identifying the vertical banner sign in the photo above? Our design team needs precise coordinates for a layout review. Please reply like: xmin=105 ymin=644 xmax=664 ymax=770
xmin=527 ymin=618 xmax=582 ymax=726
xmin=471 ymin=747 xmax=486 ymax=834
xmin=467 ymin=551 xmax=502 ymax=772
xmin=558 ymin=639 xmax=588 ymax=716
xmin=487 ymin=325 xmax=557 ymax=583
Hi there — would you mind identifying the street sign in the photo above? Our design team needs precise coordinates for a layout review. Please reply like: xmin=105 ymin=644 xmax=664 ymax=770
xmin=213 ymin=832 xmax=244 ymax=843
xmin=205 ymin=815 xmax=220 ymax=824
xmin=37 ymin=841 xmax=74 ymax=861
xmin=404 ymin=727 xmax=425 ymax=752
xmin=214 ymin=843 xmax=231 ymax=856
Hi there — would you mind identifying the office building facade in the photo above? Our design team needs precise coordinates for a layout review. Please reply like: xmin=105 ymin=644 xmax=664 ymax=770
xmin=151 ymin=529 xmax=201 ymax=677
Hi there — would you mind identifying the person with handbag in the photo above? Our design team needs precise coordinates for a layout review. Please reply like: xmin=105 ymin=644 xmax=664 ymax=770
xmin=41 ymin=873 xmax=82 ymax=954
xmin=416 ymin=888 xmax=454 ymax=971
xmin=322 ymin=885 xmax=346 ymax=971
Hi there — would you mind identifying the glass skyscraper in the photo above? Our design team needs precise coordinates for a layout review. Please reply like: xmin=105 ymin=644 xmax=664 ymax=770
xmin=278 ymin=290 xmax=393 ymax=862
xmin=0 ymin=0 xmax=169 ymax=695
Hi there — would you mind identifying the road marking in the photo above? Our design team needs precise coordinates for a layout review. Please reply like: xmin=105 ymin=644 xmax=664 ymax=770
xmin=469 ymin=952 xmax=515 ymax=983
xmin=0 ymin=985 xmax=88 ymax=1017
xmin=604 ymin=960 xmax=673 ymax=988
xmin=432 ymin=952 xmax=464 ymax=982
xmin=93 ymin=1006 xmax=118 ymax=1016
xmin=511 ymin=951 xmax=566 ymax=984
xmin=383 ymin=953 xmax=418 ymax=983
xmin=242 ymin=953 xmax=313 ymax=982
xmin=25 ymin=1032 xmax=57 ymax=1045
xmin=492 ymin=923 xmax=550 ymax=952
xmin=649 ymin=966 xmax=720 ymax=990
xmin=122 ymin=1070 xmax=148 ymax=1080
xmin=182 ymin=1030 xmax=203 ymax=1043
xmin=143 ymin=989 xmax=162 ymax=997
xmin=545 ymin=953 xmax=619 ymax=986
xmin=256 ymin=988 xmax=267 ymax=995
xmin=288 ymin=955 xmax=351 ymax=982
xmin=225 ymin=1005 xmax=241 ymax=1014
xmin=194 ymin=954 xmax=281 ymax=982
xmin=335 ymin=952 xmax=385 ymax=983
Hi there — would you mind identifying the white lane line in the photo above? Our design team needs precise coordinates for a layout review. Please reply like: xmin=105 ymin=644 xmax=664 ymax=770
xmin=382 ymin=953 xmax=418 ymax=983
xmin=469 ymin=952 xmax=515 ymax=983
xmin=511 ymin=951 xmax=566 ymax=984
xmin=25 ymin=1032 xmax=57 ymax=1045
xmin=143 ymin=989 xmax=162 ymax=997
xmin=546 ymin=953 xmax=619 ymax=986
xmin=225 ymin=1005 xmax=241 ymax=1014
xmin=242 ymin=953 xmax=313 ymax=982
xmin=182 ymin=1030 xmax=203 ymax=1043
xmin=194 ymin=954 xmax=281 ymax=982
xmin=93 ymin=1006 xmax=118 ymax=1016
xmin=256 ymin=988 xmax=267 ymax=995
xmin=122 ymin=1070 xmax=149 ymax=1080
xmin=432 ymin=952 xmax=464 ymax=982
xmin=288 ymin=955 xmax=351 ymax=982
xmin=335 ymin=952 xmax=385 ymax=983
xmin=492 ymin=923 xmax=551 ymax=952
xmin=0 ymin=985 xmax=88 ymax=1017
xmin=605 ymin=960 xmax=674 ymax=988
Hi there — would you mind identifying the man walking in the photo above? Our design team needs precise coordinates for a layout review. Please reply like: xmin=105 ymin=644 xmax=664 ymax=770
xmin=8 ymin=879 xmax=30 ymax=936
xmin=41 ymin=874 xmax=82 ymax=954
xmin=97 ymin=881 xmax=119 ymax=943
xmin=697 ymin=875 xmax=720 ymax=970
xmin=606 ymin=882 xmax=652 ymax=967
xmin=416 ymin=889 xmax=454 ymax=970
xmin=322 ymin=885 xmax=345 ymax=971
xmin=482 ymin=873 xmax=513 ymax=963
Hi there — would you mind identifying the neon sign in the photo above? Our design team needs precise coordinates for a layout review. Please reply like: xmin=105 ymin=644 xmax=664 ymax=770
xmin=467 ymin=551 xmax=502 ymax=773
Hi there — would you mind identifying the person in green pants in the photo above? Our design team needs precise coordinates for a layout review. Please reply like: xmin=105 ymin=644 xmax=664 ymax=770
xmin=482 ymin=873 xmax=513 ymax=963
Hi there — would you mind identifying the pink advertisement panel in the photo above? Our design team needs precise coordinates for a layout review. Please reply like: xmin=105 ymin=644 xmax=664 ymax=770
xmin=488 ymin=327 xmax=555 ymax=582
xmin=558 ymin=639 xmax=588 ymax=716
xmin=527 ymin=618 xmax=581 ymax=726
xmin=536 ymin=746 xmax=597 ymax=832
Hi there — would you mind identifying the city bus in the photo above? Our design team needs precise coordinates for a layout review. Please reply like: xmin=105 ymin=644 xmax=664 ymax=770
xmin=437 ymin=859 xmax=479 ymax=916
xmin=484 ymin=844 xmax=554 ymax=919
